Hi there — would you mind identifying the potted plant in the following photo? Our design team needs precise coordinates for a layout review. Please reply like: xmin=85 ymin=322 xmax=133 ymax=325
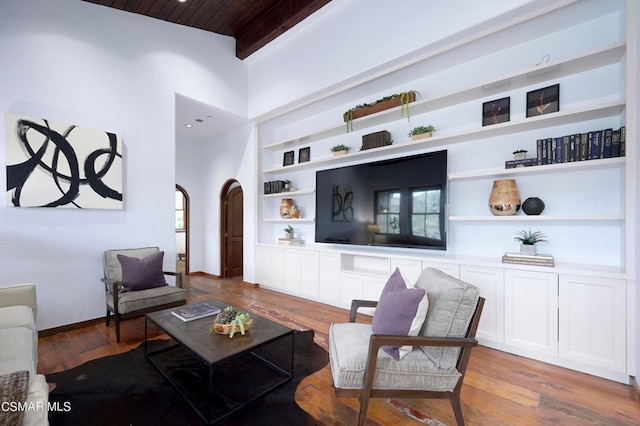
xmin=514 ymin=229 xmax=548 ymax=255
xmin=513 ymin=149 xmax=528 ymax=160
xmin=330 ymin=144 xmax=351 ymax=156
xmin=283 ymin=179 xmax=292 ymax=192
xmin=210 ymin=306 xmax=253 ymax=338
xmin=343 ymin=90 xmax=420 ymax=132
xmin=283 ymin=224 xmax=295 ymax=239
xmin=408 ymin=125 xmax=435 ymax=141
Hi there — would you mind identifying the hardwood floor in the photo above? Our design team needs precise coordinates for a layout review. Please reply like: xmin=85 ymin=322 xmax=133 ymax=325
xmin=39 ymin=275 xmax=640 ymax=425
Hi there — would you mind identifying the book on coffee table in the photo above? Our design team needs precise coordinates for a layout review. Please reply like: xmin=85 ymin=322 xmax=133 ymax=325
xmin=172 ymin=302 xmax=221 ymax=322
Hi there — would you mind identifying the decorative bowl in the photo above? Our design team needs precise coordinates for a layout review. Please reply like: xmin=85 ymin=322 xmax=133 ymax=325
xmin=211 ymin=318 xmax=253 ymax=335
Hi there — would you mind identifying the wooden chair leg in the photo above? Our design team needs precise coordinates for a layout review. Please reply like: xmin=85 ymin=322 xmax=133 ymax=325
xmin=105 ymin=309 xmax=110 ymax=327
xmin=115 ymin=313 xmax=121 ymax=343
xmin=357 ymin=391 xmax=371 ymax=425
xmin=450 ymin=395 xmax=465 ymax=426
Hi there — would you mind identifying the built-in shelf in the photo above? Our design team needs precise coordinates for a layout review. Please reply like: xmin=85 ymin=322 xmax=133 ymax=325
xmin=262 ymin=189 xmax=315 ymax=198
xmin=448 ymin=214 xmax=624 ymax=221
xmin=262 ymin=218 xmax=315 ymax=223
xmin=448 ymin=157 xmax=625 ymax=181
xmin=263 ymin=42 xmax=626 ymax=153
xmin=263 ymin=100 xmax=625 ymax=174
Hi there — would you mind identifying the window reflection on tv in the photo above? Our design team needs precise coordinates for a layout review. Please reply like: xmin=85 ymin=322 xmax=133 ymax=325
xmin=315 ymin=150 xmax=447 ymax=250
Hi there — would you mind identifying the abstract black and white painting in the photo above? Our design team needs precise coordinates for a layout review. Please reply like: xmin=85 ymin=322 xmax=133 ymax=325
xmin=5 ymin=112 xmax=123 ymax=209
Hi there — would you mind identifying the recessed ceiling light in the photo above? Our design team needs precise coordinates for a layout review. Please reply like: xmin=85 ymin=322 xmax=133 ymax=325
xmin=185 ymin=123 xmax=193 ymax=128
xmin=195 ymin=118 xmax=204 ymax=123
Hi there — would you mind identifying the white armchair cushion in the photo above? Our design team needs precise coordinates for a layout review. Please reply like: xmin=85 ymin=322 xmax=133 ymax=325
xmin=329 ymin=323 xmax=461 ymax=392
xmin=415 ymin=268 xmax=480 ymax=369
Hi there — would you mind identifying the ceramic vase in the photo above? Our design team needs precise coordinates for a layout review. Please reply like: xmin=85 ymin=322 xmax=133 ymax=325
xmin=280 ymin=198 xmax=294 ymax=218
xmin=488 ymin=179 xmax=521 ymax=216
xmin=522 ymin=197 xmax=545 ymax=215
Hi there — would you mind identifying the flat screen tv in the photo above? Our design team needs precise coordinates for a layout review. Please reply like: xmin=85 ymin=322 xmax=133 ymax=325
xmin=315 ymin=150 xmax=448 ymax=250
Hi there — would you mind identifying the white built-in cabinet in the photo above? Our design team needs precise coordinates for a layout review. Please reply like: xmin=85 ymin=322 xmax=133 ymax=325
xmin=504 ymin=269 xmax=558 ymax=357
xmin=254 ymin=0 xmax=635 ymax=384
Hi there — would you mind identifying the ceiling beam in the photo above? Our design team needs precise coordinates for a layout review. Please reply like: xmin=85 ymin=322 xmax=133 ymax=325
xmin=235 ymin=0 xmax=330 ymax=60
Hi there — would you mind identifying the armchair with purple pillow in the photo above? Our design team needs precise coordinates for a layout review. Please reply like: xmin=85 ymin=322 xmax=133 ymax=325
xmin=329 ymin=267 xmax=484 ymax=426
xmin=101 ymin=247 xmax=187 ymax=342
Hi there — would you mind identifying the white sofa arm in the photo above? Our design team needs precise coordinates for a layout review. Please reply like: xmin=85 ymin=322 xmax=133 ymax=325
xmin=0 ymin=284 xmax=37 ymax=319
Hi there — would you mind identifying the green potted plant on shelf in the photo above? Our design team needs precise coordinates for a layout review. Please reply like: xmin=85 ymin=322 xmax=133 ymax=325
xmin=514 ymin=229 xmax=548 ymax=255
xmin=330 ymin=144 xmax=351 ymax=156
xmin=408 ymin=125 xmax=435 ymax=141
xmin=283 ymin=224 xmax=295 ymax=239
xmin=343 ymin=90 xmax=421 ymax=132
xmin=284 ymin=179 xmax=292 ymax=192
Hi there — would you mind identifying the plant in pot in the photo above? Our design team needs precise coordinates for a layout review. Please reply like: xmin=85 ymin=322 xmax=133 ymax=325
xmin=210 ymin=306 xmax=253 ymax=338
xmin=283 ymin=224 xmax=295 ymax=239
xmin=343 ymin=90 xmax=420 ymax=132
xmin=330 ymin=144 xmax=351 ymax=156
xmin=514 ymin=229 xmax=548 ymax=255
xmin=283 ymin=179 xmax=292 ymax=192
xmin=408 ymin=125 xmax=435 ymax=141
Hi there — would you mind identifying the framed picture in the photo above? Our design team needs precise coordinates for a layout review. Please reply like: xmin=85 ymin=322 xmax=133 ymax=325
xmin=298 ymin=147 xmax=310 ymax=163
xmin=526 ymin=84 xmax=559 ymax=117
xmin=283 ymin=151 xmax=294 ymax=166
xmin=482 ymin=97 xmax=510 ymax=126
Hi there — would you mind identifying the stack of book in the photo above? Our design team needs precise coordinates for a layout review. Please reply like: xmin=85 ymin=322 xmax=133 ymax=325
xmin=278 ymin=238 xmax=304 ymax=246
xmin=172 ymin=302 xmax=221 ymax=322
xmin=502 ymin=252 xmax=555 ymax=267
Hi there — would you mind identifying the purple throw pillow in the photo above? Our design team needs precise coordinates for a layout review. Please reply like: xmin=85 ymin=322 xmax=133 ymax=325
xmin=117 ymin=251 xmax=168 ymax=292
xmin=372 ymin=268 xmax=429 ymax=360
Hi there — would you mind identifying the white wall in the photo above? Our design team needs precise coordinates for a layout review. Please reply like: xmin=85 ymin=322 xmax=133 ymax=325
xmin=199 ymin=124 xmax=256 ymax=280
xmin=246 ymin=0 xmax=541 ymax=117
xmin=0 ymin=0 xmax=247 ymax=330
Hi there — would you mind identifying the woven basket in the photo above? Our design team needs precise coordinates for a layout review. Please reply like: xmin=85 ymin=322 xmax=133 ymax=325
xmin=212 ymin=318 xmax=254 ymax=335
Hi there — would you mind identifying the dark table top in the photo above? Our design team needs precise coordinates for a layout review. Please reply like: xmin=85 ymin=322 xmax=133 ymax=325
xmin=146 ymin=298 xmax=293 ymax=365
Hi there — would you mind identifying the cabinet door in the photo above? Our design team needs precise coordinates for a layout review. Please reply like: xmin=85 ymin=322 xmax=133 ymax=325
xmin=422 ymin=261 xmax=460 ymax=279
xmin=559 ymin=275 xmax=626 ymax=373
xmin=318 ymin=252 xmax=340 ymax=303
xmin=300 ymin=250 xmax=319 ymax=298
xmin=284 ymin=249 xmax=301 ymax=293
xmin=339 ymin=272 xmax=364 ymax=308
xmin=460 ymin=265 xmax=504 ymax=344
xmin=269 ymin=248 xmax=285 ymax=290
xmin=504 ymin=269 xmax=558 ymax=356
xmin=256 ymin=246 xmax=271 ymax=285
xmin=390 ymin=259 xmax=422 ymax=284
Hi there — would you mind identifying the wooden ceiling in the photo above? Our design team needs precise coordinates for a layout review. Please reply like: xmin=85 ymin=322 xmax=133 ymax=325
xmin=81 ymin=0 xmax=332 ymax=60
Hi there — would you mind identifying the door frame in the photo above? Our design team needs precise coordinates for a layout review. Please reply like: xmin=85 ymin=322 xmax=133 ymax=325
xmin=176 ymin=184 xmax=190 ymax=275
xmin=220 ymin=179 xmax=242 ymax=278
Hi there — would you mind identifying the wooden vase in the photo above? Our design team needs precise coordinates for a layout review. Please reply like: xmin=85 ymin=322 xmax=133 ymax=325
xmin=488 ymin=179 xmax=521 ymax=216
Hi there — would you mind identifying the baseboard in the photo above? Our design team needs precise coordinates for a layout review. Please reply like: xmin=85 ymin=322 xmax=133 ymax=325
xmin=631 ymin=376 xmax=640 ymax=401
xmin=39 ymin=317 xmax=104 ymax=338
xmin=188 ymin=271 xmax=220 ymax=279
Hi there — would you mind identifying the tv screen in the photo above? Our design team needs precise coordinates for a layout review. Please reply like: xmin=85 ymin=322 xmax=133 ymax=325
xmin=315 ymin=150 xmax=448 ymax=250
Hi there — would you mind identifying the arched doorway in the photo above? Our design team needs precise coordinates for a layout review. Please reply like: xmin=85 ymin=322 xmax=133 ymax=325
xmin=175 ymin=185 xmax=189 ymax=275
xmin=220 ymin=180 xmax=243 ymax=278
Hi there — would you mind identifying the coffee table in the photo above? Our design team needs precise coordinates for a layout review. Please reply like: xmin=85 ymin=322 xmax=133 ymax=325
xmin=145 ymin=299 xmax=294 ymax=425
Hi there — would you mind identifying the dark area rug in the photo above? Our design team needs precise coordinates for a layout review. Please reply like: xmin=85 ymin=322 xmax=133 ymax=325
xmin=47 ymin=330 xmax=328 ymax=425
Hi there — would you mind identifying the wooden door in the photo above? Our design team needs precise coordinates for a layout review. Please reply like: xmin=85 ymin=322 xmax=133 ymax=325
xmin=225 ymin=185 xmax=243 ymax=277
